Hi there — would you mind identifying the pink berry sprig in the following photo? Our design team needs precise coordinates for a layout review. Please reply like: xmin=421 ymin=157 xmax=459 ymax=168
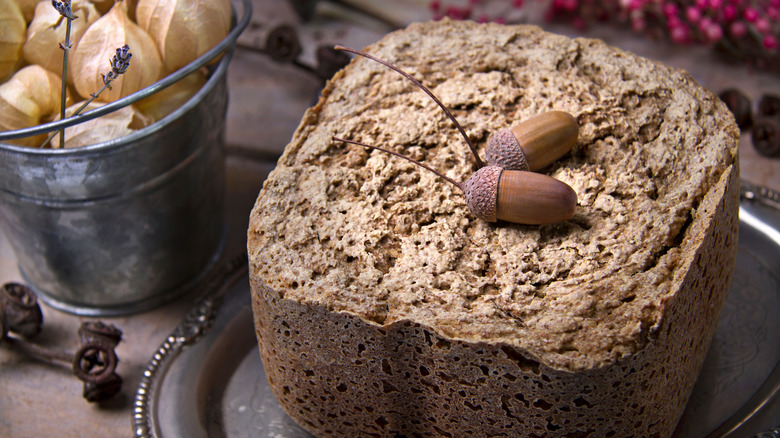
xmin=427 ymin=0 xmax=780 ymax=70
xmin=543 ymin=0 xmax=780 ymax=69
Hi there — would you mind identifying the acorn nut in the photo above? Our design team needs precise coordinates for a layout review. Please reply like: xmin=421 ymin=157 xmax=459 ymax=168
xmin=485 ymin=111 xmax=579 ymax=171
xmin=464 ymin=166 xmax=577 ymax=224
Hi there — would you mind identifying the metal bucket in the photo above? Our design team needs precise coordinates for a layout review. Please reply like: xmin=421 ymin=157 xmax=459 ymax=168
xmin=0 ymin=1 xmax=251 ymax=316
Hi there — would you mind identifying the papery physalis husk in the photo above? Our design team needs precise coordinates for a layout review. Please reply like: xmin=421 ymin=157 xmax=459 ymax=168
xmin=70 ymin=1 xmax=163 ymax=102
xmin=0 ymin=65 xmax=71 ymax=147
xmin=0 ymin=0 xmax=26 ymax=81
xmin=134 ymin=70 xmax=206 ymax=122
xmin=23 ymin=0 xmax=101 ymax=79
xmin=51 ymin=101 xmax=154 ymax=149
xmin=16 ymin=0 xmax=38 ymax=22
xmin=136 ymin=0 xmax=231 ymax=73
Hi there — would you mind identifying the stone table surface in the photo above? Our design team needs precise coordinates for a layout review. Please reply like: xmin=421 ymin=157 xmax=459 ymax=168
xmin=1 ymin=0 xmax=779 ymax=436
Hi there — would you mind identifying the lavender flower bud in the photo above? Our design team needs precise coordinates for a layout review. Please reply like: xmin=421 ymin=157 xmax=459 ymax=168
xmin=51 ymin=0 xmax=78 ymax=20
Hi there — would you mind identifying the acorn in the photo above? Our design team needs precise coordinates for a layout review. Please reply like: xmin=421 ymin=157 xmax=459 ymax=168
xmin=485 ymin=111 xmax=579 ymax=171
xmin=335 ymin=137 xmax=577 ymax=225
xmin=332 ymin=46 xmax=578 ymax=225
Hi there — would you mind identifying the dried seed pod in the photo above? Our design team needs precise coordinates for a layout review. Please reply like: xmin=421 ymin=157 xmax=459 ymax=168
xmin=22 ymin=0 xmax=101 ymax=79
xmin=133 ymin=70 xmax=206 ymax=122
xmin=718 ymin=88 xmax=753 ymax=130
xmin=82 ymin=372 xmax=123 ymax=402
xmin=752 ymin=117 xmax=780 ymax=157
xmin=0 ymin=65 xmax=70 ymax=147
xmin=0 ymin=0 xmax=26 ymax=81
xmin=70 ymin=1 xmax=163 ymax=102
xmin=485 ymin=111 xmax=579 ymax=171
xmin=757 ymin=94 xmax=780 ymax=118
xmin=72 ymin=341 xmax=118 ymax=384
xmin=264 ymin=24 xmax=302 ymax=63
xmin=315 ymin=45 xmax=351 ymax=80
xmin=76 ymin=321 xmax=123 ymax=402
xmin=78 ymin=321 xmax=123 ymax=349
xmin=0 ymin=282 xmax=43 ymax=339
xmin=135 ymin=0 xmax=232 ymax=73
xmin=51 ymin=101 xmax=153 ymax=148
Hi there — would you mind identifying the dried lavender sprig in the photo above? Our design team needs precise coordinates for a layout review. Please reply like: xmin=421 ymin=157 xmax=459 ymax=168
xmin=41 ymin=45 xmax=132 ymax=149
xmin=52 ymin=0 xmax=79 ymax=149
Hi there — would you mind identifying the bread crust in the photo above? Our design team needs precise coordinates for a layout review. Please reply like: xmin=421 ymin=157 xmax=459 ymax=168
xmin=248 ymin=20 xmax=740 ymax=437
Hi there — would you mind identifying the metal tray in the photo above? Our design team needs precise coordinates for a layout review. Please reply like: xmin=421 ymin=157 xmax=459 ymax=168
xmin=133 ymin=181 xmax=780 ymax=438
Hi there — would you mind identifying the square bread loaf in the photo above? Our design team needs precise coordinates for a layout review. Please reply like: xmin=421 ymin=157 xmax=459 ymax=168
xmin=248 ymin=20 xmax=740 ymax=437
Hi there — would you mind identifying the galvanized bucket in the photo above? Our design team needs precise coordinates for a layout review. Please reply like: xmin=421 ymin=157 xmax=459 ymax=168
xmin=0 ymin=1 xmax=251 ymax=316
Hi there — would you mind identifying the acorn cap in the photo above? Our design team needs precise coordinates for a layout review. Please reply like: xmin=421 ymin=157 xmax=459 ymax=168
xmin=485 ymin=129 xmax=529 ymax=171
xmin=464 ymin=166 xmax=502 ymax=222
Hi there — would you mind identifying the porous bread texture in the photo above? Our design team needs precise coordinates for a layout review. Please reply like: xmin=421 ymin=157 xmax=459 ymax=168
xmin=248 ymin=20 xmax=739 ymax=438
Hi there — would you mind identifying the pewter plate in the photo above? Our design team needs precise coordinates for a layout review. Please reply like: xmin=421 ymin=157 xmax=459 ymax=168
xmin=134 ymin=182 xmax=780 ymax=438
